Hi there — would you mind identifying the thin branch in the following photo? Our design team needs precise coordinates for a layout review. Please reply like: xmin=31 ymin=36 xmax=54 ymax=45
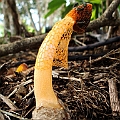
xmin=24 ymin=1 xmax=38 ymax=33
xmin=0 ymin=35 xmax=119 ymax=58
xmin=86 ymin=0 xmax=120 ymax=32
xmin=103 ymin=0 xmax=120 ymax=18
xmin=69 ymin=36 xmax=120 ymax=52
xmin=0 ymin=34 xmax=46 ymax=57
xmin=86 ymin=18 xmax=120 ymax=32
xmin=0 ymin=94 xmax=18 ymax=110
xmin=0 ymin=109 xmax=29 ymax=120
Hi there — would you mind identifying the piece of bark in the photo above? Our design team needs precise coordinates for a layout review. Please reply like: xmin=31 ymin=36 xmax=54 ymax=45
xmin=108 ymin=78 xmax=120 ymax=116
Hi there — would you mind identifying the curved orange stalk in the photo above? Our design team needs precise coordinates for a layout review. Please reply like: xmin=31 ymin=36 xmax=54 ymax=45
xmin=34 ymin=3 xmax=92 ymax=111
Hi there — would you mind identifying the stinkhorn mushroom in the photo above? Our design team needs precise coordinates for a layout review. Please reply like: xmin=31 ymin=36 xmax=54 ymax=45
xmin=32 ymin=3 xmax=92 ymax=120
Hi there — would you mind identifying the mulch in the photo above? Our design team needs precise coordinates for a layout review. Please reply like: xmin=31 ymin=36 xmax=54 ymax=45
xmin=0 ymin=35 xmax=120 ymax=120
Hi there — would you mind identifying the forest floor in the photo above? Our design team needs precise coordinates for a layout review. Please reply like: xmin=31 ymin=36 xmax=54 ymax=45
xmin=0 ymin=34 xmax=120 ymax=120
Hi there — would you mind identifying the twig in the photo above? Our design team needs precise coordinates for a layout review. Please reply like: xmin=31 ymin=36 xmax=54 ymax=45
xmin=23 ymin=106 xmax=35 ymax=118
xmin=7 ymin=79 xmax=33 ymax=98
xmin=7 ymin=88 xmax=18 ymax=98
xmin=52 ymin=70 xmax=82 ymax=82
xmin=0 ymin=94 xmax=18 ymax=110
xmin=0 ymin=109 xmax=29 ymax=120
xmin=90 ymin=48 xmax=120 ymax=63
xmin=91 ymin=62 xmax=120 ymax=71
xmin=22 ymin=89 xmax=34 ymax=100
xmin=72 ymin=38 xmax=86 ymax=46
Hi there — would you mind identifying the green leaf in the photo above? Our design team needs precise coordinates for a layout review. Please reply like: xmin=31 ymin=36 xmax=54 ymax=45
xmin=85 ymin=0 xmax=101 ymax=4
xmin=44 ymin=0 xmax=66 ymax=18
xmin=75 ymin=0 xmax=84 ymax=4
xmin=61 ymin=4 xmax=73 ymax=18
xmin=48 ymin=0 xmax=66 ymax=9
xmin=91 ymin=9 xmax=96 ymax=20
xmin=44 ymin=6 xmax=59 ymax=18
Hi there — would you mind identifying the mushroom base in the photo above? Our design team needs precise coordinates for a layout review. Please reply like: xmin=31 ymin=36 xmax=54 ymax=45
xmin=32 ymin=106 xmax=69 ymax=120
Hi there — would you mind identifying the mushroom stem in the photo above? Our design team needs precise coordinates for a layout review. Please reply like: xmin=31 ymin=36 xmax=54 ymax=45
xmin=34 ymin=16 xmax=75 ymax=109
xmin=34 ymin=69 xmax=61 ymax=108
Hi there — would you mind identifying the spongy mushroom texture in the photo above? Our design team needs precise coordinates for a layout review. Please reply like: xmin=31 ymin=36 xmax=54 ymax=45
xmin=53 ymin=22 xmax=73 ymax=68
xmin=35 ymin=3 xmax=92 ymax=70
xmin=35 ymin=17 xmax=74 ymax=70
